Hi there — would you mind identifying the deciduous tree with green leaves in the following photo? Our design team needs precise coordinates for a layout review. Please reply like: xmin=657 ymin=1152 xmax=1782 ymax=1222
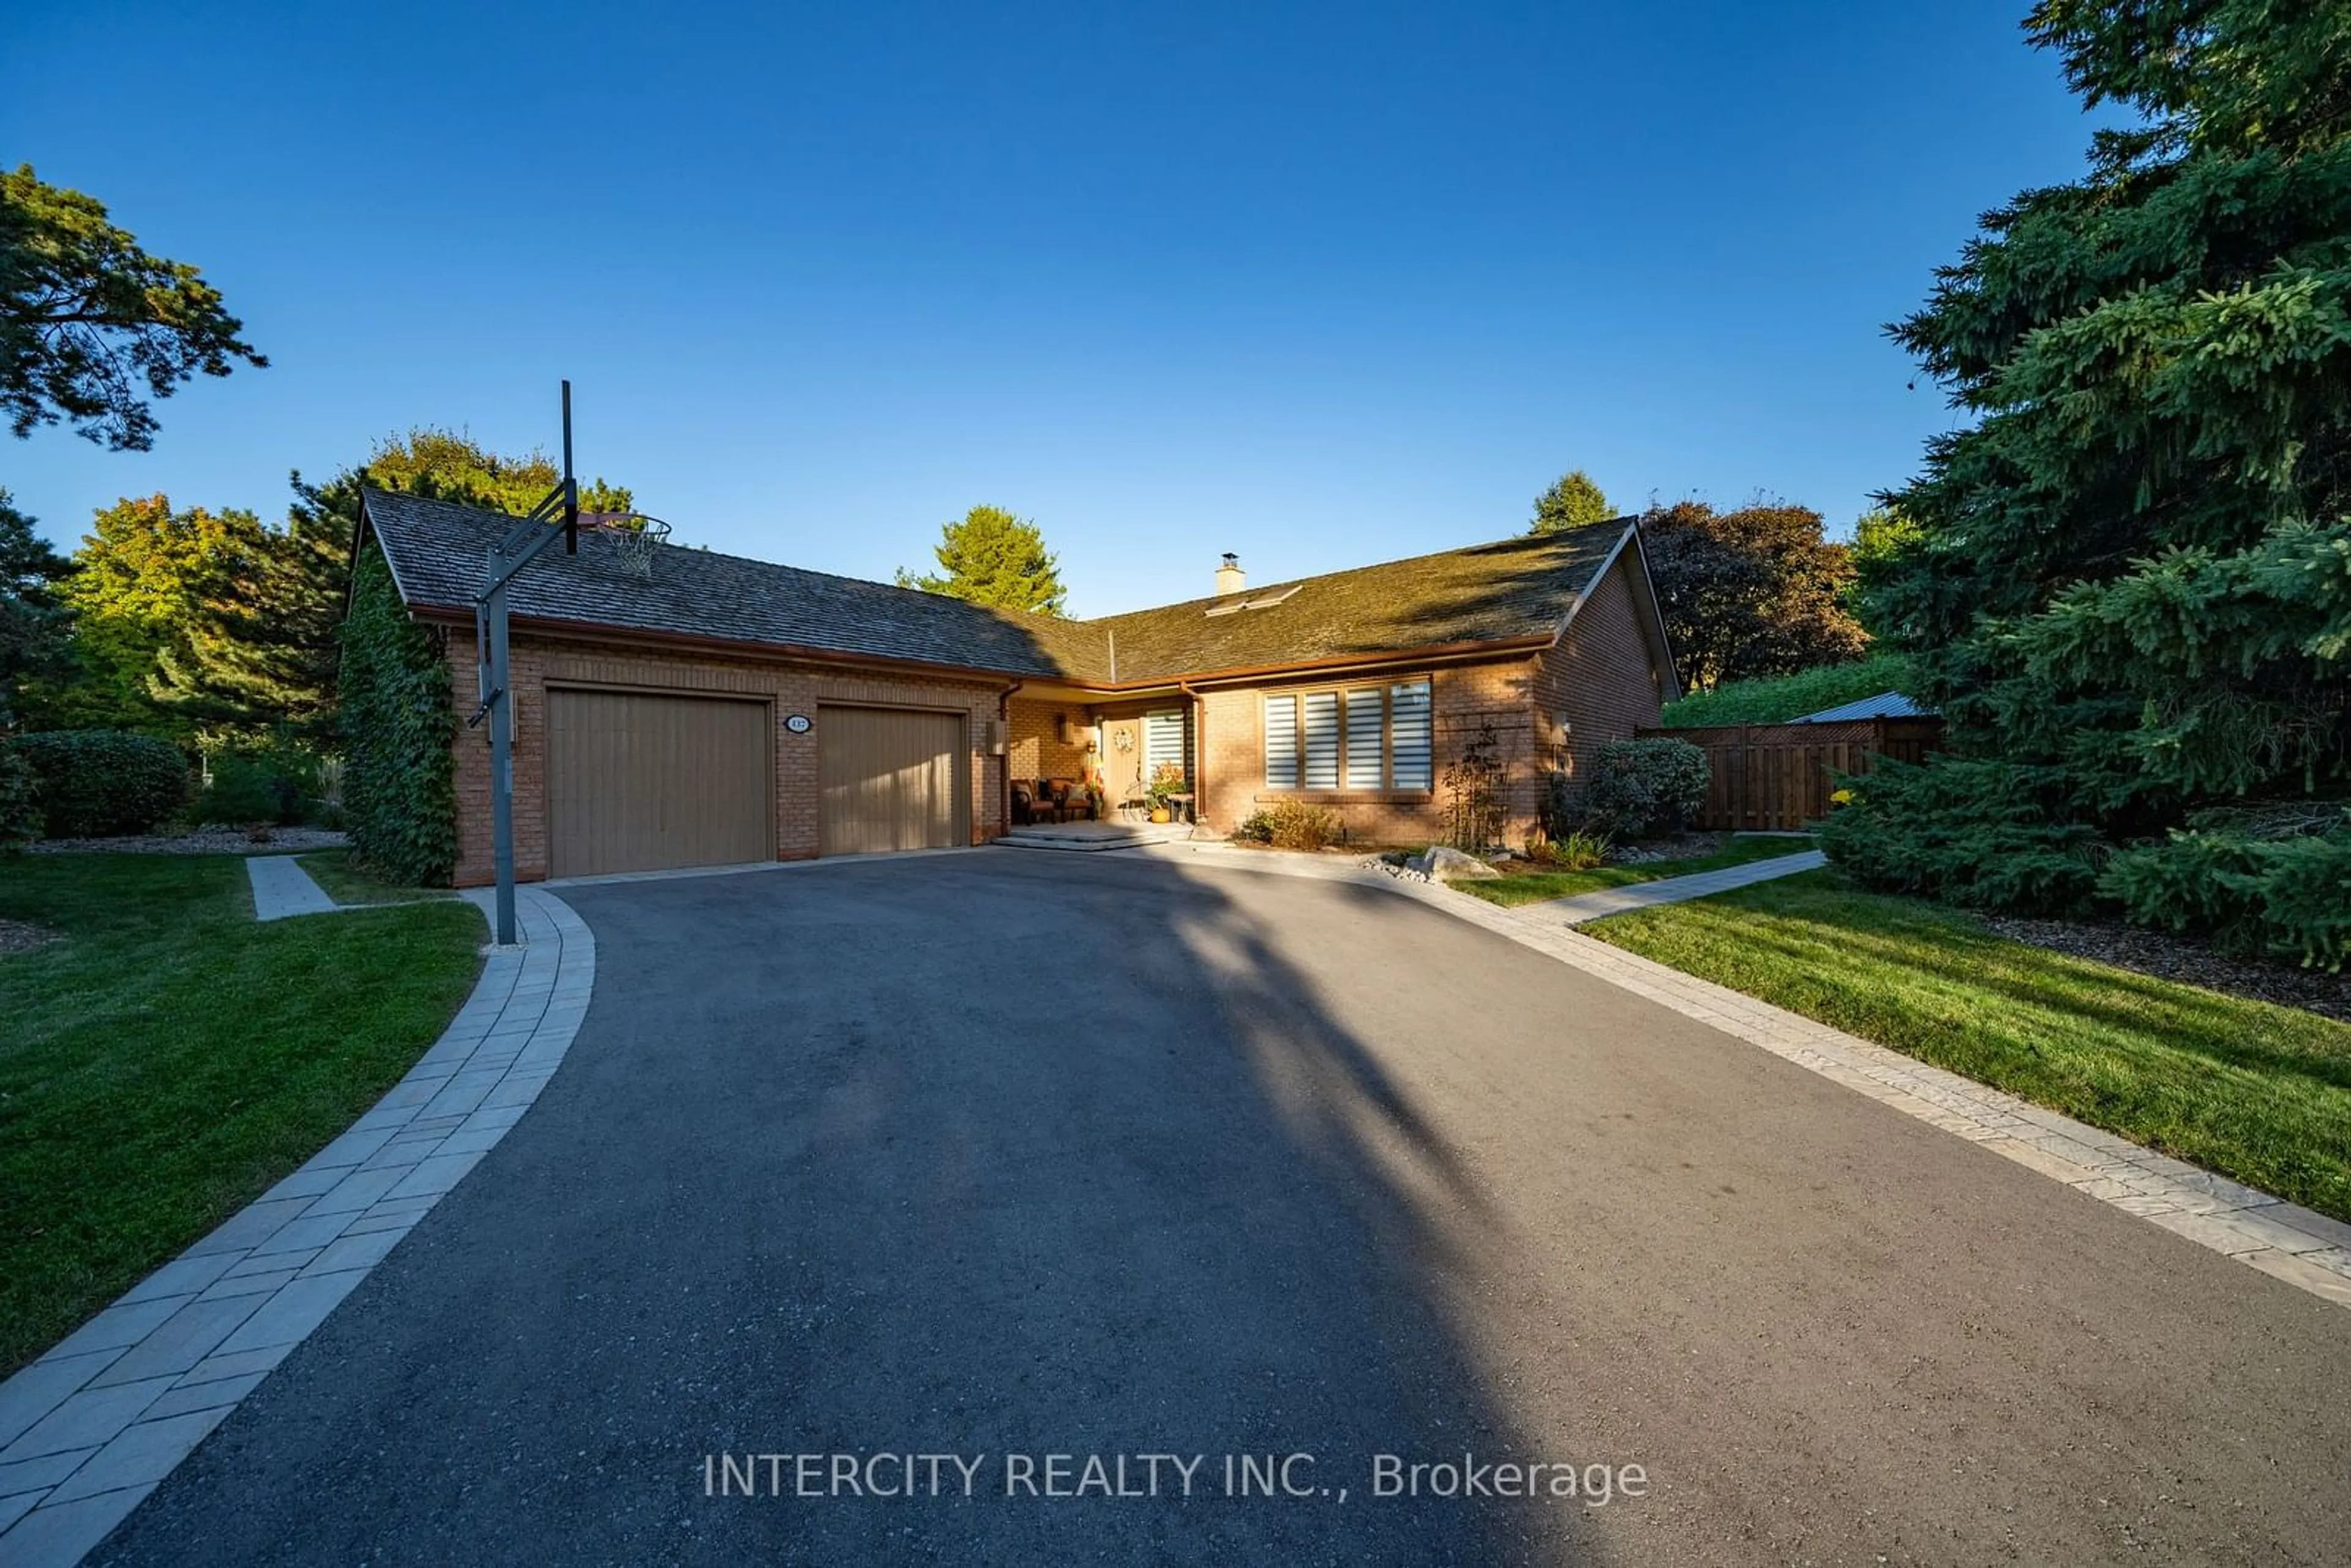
xmin=17 ymin=493 xmax=266 ymax=737
xmin=1829 ymin=0 xmax=2351 ymax=966
xmin=1640 ymin=498 xmax=1868 ymax=692
xmin=1 ymin=165 xmax=266 ymax=450
xmin=155 ymin=430 xmax=637 ymax=738
xmin=896 ymin=505 xmax=1067 ymax=615
xmin=1529 ymin=469 xmax=1615 ymax=534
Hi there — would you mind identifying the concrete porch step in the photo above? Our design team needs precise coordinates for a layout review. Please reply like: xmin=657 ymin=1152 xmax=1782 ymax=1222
xmin=992 ymin=823 xmax=1195 ymax=852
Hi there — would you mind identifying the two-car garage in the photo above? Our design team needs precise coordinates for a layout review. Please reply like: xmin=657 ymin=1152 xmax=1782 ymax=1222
xmin=544 ymin=690 xmax=969 ymax=878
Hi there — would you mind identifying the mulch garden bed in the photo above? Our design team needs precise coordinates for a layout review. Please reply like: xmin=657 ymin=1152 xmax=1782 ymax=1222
xmin=28 ymin=828 xmax=350 ymax=857
xmin=1978 ymin=912 xmax=2350 ymax=1022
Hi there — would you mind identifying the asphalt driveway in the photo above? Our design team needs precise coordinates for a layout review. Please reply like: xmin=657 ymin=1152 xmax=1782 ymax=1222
xmin=96 ymin=850 xmax=2351 ymax=1566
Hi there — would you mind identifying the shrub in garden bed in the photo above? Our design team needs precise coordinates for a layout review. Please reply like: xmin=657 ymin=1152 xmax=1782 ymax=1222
xmin=1580 ymin=737 xmax=1708 ymax=841
xmin=1234 ymin=800 xmax=1342 ymax=851
xmin=2101 ymin=821 xmax=2351 ymax=971
xmin=1820 ymin=757 xmax=2110 ymax=915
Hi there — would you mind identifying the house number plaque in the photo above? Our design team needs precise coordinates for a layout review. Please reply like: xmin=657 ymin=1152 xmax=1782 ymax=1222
xmin=784 ymin=714 xmax=812 ymax=733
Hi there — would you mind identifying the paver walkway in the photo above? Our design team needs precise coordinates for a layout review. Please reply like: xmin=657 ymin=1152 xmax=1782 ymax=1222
xmin=0 ymin=886 xmax=594 ymax=1568
xmin=243 ymin=854 xmax=335 ymax=921
xmin=1529 ymin=847 xmax=1825 ymax=924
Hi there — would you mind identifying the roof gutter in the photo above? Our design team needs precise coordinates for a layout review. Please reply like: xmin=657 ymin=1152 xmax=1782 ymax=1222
xmin=402 ymin=604 xmax=1554 ymax=696
xmin=405 ymin=603 xmax=1055 ymax=688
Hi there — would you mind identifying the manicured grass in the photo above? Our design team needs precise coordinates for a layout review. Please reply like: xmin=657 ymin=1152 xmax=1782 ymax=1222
xmin=298 ymin=849 xmax=455 ymax=906
xmin=1586 ymin=871 xmax=2351 ymax=1223
xmin=0 ymin=855 xmax=484 ymax=1373
xmin=1461 ymin=834 xmax=1814 ymax=907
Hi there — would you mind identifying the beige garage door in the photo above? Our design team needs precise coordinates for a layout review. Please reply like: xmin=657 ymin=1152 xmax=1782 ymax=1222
xmin=819 ymin=706 xmax=967 ymax=855
xmin=547 ymin=689 xmax=772 ymax=877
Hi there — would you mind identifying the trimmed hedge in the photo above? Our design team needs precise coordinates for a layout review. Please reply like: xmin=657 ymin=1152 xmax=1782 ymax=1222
xmin=1659 ymin=652 xmax=1915 ymax=729
xmin=339 ymin=544 xmax=457 ymax=885
xmin=15 ymin=730 xmax=189 ymax=838
xmin=0 ymin=742 xmax=38 ymax=850
xmin=1581 ymin=737 xmax=1708 ymax=839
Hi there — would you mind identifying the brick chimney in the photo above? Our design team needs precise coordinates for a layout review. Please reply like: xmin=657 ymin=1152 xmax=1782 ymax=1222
xmin=1215 ymin=552 xmax=1245 ymax=596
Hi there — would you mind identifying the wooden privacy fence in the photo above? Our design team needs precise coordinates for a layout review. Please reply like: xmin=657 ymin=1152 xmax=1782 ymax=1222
xmin=1638 ymin=718 xmax=1946 ymax=833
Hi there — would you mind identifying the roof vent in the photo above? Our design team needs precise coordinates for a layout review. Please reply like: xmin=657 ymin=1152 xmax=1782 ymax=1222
xmin=1215 ymin=553 xmax=1245 ymax=596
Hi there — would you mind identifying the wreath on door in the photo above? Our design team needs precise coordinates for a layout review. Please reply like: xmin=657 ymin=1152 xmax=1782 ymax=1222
xmin=1111 ymin=729 xmax=1135 ymax=752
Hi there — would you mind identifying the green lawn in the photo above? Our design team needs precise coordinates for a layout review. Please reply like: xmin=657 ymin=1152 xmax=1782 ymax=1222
xmin=1461 ymin=834 xmax=1814 ymax=908
xmin=0 ymin=855 xmax=484 ymax=1373
xmin=1588 ymin=871 xmax=2351 ymax=1223
xmin=298 ymin=849 xmax=456 ymax=906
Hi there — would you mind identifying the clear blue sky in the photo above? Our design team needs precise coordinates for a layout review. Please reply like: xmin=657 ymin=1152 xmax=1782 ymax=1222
xmin=4 ymin=2 xmax=2095 ymax=616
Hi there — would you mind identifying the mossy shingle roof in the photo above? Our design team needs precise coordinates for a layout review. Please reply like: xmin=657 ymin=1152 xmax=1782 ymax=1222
xmin=1088 ymin=528 xmax=1626 ymax=681
xmin=361 ymin=488 xmax=1632 ymax=688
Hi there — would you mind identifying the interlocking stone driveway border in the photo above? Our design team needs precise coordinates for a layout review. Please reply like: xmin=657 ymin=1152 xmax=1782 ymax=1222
xmin=1149 ymin=840 xmax=2351 ymax=1311
xmin=0 ymin=885 xmax=594 ymax=1568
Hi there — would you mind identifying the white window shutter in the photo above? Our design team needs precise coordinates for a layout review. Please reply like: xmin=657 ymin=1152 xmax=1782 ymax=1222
xmin=1390 ymin=680 xmax=1432 ymax=790
xmin=1303 ymin=692 xmax=1340 ymax=790
xmin=1145 ymin=710 xmax=1186 ymax=775
xmin=1262 ymin=697 xmax=1297 ymax=789
xmin=1344 ymin=688 xmax=1384 ymax=789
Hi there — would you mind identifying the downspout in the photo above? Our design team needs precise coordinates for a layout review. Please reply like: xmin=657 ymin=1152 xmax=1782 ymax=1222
xmin=998 ymin=680 xmax=1024 ymax=838
xmin=1180 ymin=679 xmax=1203 ymax=831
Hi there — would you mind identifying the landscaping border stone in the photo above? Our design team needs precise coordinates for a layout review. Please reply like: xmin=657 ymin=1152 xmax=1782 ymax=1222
xmin=0 ymin=886 xmax=594 ymax=1568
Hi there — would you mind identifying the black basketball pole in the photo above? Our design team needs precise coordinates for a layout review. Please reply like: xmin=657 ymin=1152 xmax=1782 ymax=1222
xmin=474 ymin=381 xmax=578 ymax=945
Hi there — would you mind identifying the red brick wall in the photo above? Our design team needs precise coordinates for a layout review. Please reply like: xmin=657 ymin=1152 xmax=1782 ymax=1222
xmin=441 ymin=626 xmax=1010 ymax=885
xmin=1191 ymin=553 xmax=1669 ymax=849
xmin=1005 ymin=695 xmax=1093 ymax=785
xmin=1195 ymin=659 xmax=1539 ymax=848
xmin=1529 ymin=549 xmax=1670 ymax=805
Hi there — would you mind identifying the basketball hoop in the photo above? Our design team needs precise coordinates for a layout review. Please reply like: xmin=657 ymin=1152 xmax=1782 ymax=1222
xmin=577 ymin=511 xmax=673 ymax=577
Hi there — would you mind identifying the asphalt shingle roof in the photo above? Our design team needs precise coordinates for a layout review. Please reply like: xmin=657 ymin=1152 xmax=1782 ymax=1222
xmin=361 ymin=489 xmax=1096 ymax=679
xmin=361 ymin=489 xmax=1633 ymax=688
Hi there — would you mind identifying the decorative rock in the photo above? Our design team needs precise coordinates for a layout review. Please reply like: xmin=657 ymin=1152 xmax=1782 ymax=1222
xmin=1415 ymin=846 xmax=1502 ymax=883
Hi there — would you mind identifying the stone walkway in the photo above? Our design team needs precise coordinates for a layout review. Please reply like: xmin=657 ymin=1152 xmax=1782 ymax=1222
xmin=0 ymin=886 xmax=595 ymax=1567
xmin=243 ymin=854 xmax=336 ymax=921
xmin=1145 ymin=839 xmax=2351 ymax=1311
xmin=1529 ymin=847 xmax=1826 ymax=923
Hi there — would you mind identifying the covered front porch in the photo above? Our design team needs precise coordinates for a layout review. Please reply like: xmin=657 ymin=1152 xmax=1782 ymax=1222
xmin=1003 ymin=683 xmax=1196 ymax=828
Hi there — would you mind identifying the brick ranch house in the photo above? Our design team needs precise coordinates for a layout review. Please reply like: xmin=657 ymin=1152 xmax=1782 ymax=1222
xmin=354 ymin=489 xmax=1679 ymax=885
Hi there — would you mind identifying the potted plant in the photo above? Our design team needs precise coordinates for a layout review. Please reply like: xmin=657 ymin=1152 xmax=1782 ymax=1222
xmin=1146 ymin=763 xmax=1187 ymax=823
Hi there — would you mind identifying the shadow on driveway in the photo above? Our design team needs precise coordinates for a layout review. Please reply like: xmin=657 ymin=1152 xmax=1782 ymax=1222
xmin=96 ymin=852 xmax=1592 ymax=1566
xmin=94 ymin=849 xmax=2351 ymax=1566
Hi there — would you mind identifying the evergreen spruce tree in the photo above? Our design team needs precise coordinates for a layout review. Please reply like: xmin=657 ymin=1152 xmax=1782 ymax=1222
xmin=1831 ymin=0 xmax=2351 ymax=964
xmin=896 ymin=505 xmax=1067 ymax=615
xmin=1529 ymin=470 xmax=1615 ymax=534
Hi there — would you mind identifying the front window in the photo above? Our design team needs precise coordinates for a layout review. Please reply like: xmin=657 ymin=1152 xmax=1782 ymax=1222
xmin=1262 ymin=679 xmax=1432 ymax=791
xmin=1144 ymin=710 xmax=1186 ymax=775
